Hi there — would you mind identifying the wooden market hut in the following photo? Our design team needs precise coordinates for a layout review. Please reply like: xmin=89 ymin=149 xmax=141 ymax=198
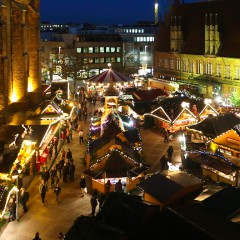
xmin=186 ymin=113 xmax=240 ymax=186
xmin=137 ymin=172 xmax=204 ymax=210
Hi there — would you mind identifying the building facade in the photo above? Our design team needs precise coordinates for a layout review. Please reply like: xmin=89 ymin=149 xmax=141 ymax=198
xmin=40 ymin=22 xmax=157 ymax=84
xmin=0 ymin=0 xmax=41 ymax=114
xmin=154 ymin=0 xmax=240 ymax=105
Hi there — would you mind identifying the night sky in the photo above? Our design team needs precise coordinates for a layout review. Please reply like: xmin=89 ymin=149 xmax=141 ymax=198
xmin=40 ymin=0 xmax=202 ymax=25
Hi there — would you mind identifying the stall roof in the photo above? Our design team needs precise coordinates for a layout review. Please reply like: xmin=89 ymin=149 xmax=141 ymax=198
xmin=201 ymin=186 xmax=240 ymax=219
xmin=187 ymin=113 xmax=240 ymax=138
xmin=137 ymin=172 xmax=203 ymax=203
xmin=187 ymin=152 xmax=237 ymax=175
xmin=151 ymin=95 xmax=205 ymax=121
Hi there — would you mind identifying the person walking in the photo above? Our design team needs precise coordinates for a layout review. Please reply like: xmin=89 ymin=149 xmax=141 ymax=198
xmin=66 ymin=148 xmax=72 ymax=161
xmin=78 ymin=129 xmax=84 ymax=145
xmin=160 ymin=154 xmax=168 ymax=172
xmin=39 ymin=179 xmax=47 ymax=205
xmin=7 ymin=195 xmax=16 ymax=222
xmin=90 ymin=194 xmax=98 ymax=217
xmin=19 ymin=188 xmax=29 ymax=213
xmin=54 ymin=183 xmax=61 ymax=203
xmin=80 ymin=175 xmax=86 ymax=196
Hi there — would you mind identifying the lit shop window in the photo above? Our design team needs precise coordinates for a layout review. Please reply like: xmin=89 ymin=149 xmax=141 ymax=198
xmin=100 ymin=47 xmax=105 ymax=53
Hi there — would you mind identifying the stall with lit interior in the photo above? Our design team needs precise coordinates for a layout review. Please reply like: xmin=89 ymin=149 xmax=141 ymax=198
xmin=147 ymin=94 xmax=216 ymax=133
xmin=185 ymin=113 xmax=240 ymax=186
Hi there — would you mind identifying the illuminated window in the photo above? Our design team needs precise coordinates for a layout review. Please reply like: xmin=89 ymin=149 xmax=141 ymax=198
xmin=83 ymin=47 xmax=88 ymax=53
xmin=216 ymin=63 xmax=221 ymax=77
xmin=170 ymin=58 xmax=174 ymax=70
xmin=111 ymin=47 xmax=115 ymax=52
xmin=106 ymin=47 xmax=110 ymax=52
xmin=88 ymin=47 xmax=93 ymax=53
xmin=182 ymin=59 xmax=187 ymax=72
xmin=177 ymin=58 xmax=180 ymax=71
xmin=197 ymin=60 xmax=202 ymax=74
xmin=106 ymin=58 xmax=111 ymax=63
xmin=100 ymin=58 xmax=104 ymax=63
xmin=164 ymin=59 xmax=168 ymax=69
xmin=100 ymin=47 xmax=104 ymax=53
xmin=111 ymin=57 xmax=115 ymax=63
xmin=189 ymin=60 xmax=194 ymax=73
xmin=225 ymin=65 xmax=230 ymax=79
xmin=116 ymin=47 xmax=121 ymax=52
xmin=116 ymin=57 xmax=121 ymax=63
xmin=76 ymin=48 xmax=81 ymax=53
xmin=95 ymin=58 xmax=99 ymax=63
xmin=234 ymin=65 xmax=240 ymax=80
xmin=204 ymin=62 xmax=212 ymax=75
xmin=95 ymin=47 xmax=99 ymax=53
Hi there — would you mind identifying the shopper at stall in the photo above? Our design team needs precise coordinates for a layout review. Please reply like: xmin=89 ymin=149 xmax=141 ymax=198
xmin=105 ymin=180 xmax=112 ymax=193
xmin=66 ymin=148 xmax=72 ymax=161
xmin=115 ymin=179 xmax=123 ymax=192
xmin=7 ymin=195 xmax=16 ymax=222
xmin=20 ymin=188 xmax=29 ymax=213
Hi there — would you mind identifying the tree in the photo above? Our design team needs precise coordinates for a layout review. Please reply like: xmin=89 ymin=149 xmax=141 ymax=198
xmin=230 ymin=92 xmax=240 ymax=106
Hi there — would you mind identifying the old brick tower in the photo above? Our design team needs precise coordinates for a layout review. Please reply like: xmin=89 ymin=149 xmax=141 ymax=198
xmin=0 ymin=0 xmax=41 ymax=122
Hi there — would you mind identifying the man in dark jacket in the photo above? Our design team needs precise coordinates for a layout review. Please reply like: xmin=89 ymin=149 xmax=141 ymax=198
xmin=115 ymin=179 xmax=123 ymax=192
xmin=20 ymin=188 xmax=29 ymax=213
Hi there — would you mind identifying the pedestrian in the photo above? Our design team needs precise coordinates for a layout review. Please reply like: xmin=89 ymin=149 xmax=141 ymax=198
xmin=160 ymin=154 xmax=168 ymax=172
xmin=19 ymin=188 xmax=29 ymax=213
xmin=105 ymin=179 xmax=112 ymax=193
xmin=66 ymin=148 xmax=72 ymax=161
xmin=32 ymin=232 xmax=41 ymax=240
xmin=164 ymin=131 xmax=169 ymax=143
xmin=78 ymin=129 xmax=84 ymax=145
xmin=90 ymin=194 xmax=98 ymax=216
xmin=97 ymin=193 xmax=105 ymax=210
xmin=115 ymin=179 xmax=123 ymax=192
xmin=65 ymin=128 xmax=70 ymax=143
xmin=54 ymin=183 xmax=61 ymax=203
xmin=39 ymin=179 xmax=47 ymax=205
xmin=50 ymin=167 xmax=57 ymax=189
xmin=167 ymin=145 xmax=174 ymax=163
xmin=69 ymin=162 xmax=75 ymax=181
xmin=7 ymin=195 xmax=16 ymax=222
xmin=80 ymin=175 xmax=86 ymax=196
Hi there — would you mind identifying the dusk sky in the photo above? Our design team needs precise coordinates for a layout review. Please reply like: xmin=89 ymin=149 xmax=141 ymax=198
xmin=40 ymin=0 xmax=202 ymax=25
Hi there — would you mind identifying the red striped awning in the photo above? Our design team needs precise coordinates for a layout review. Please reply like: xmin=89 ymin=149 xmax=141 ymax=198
xmin=88 ymin=69 xmax=132 ymax=84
